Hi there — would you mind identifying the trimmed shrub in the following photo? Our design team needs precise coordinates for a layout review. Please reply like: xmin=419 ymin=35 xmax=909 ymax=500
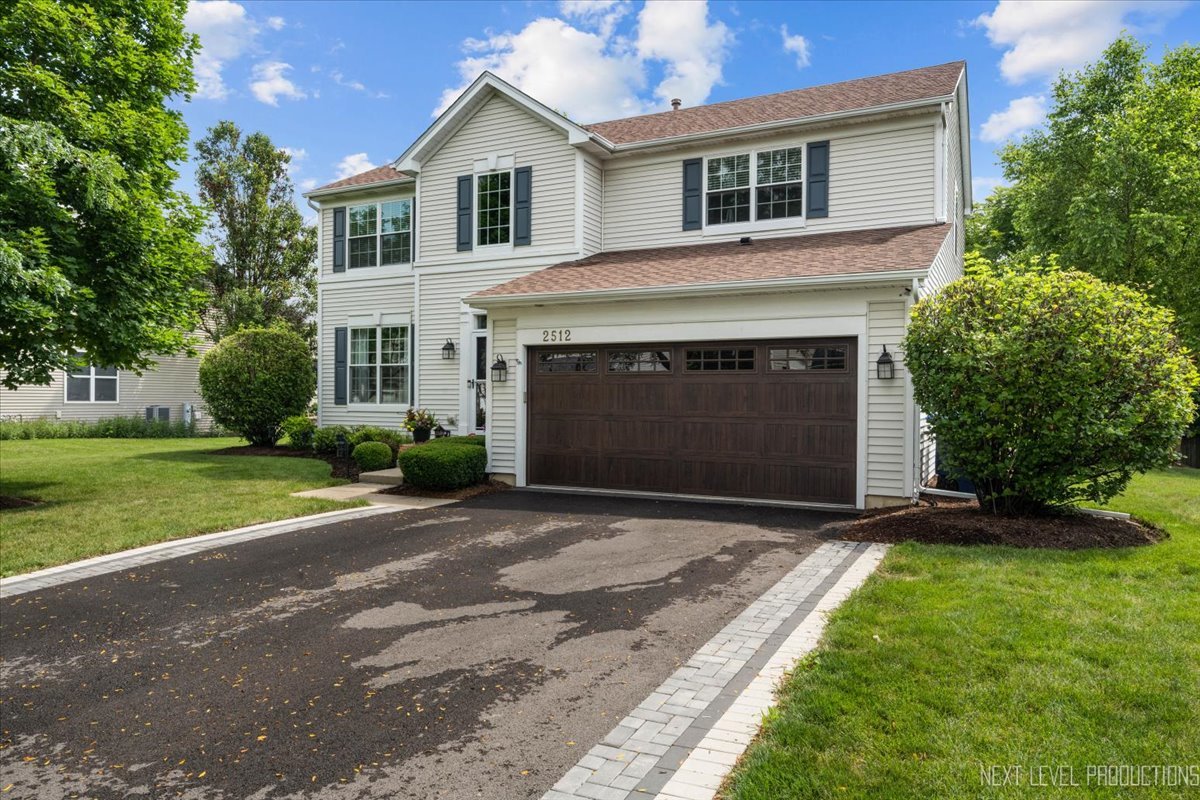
xmin=281 ymin=415 xmax=316 ymax=449
xmin=398 ymin=442 xmax=488 ymax=490
xmin=198 ymin=327 xmax=315 ymax=446
xmin=905 ymin=268 xmax=1198 ymax=514
xmin=428 ymin=434 xmax=486 ymax=448
xmin=349 ymin=425 xmax=408 ymax=453
xmin=352 ymin=441 xmax=394 ymax=472
xmin=313 ymin=425 xmax=350 ymax=454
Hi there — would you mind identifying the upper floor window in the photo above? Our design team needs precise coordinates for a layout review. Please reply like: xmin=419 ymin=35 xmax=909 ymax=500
xmin=706 ymin=147 xmax=804 ymax=226
xmin=477 ymin=172 xmax=511 ymax=246
xmin=349 ymin=325 xmax=411 ymax=404
xmin=348 ymin=200 xmax=412 ymax=268
xmin=65 ymin=357 xmax=118 ymax=403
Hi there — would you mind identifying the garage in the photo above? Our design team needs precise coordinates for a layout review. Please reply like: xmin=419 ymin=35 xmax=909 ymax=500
xmin=527 ymin=338 xmax=857 ymax=504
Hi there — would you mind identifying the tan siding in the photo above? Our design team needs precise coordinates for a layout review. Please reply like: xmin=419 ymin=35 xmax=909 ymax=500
xmin=318 ymin=278 xmax=416 ymax=428
xmin=1 ymin=340 xmax=214 ymax=427
xmin=603 ymin=119 xmax=938 ymax=252
xmin=418 ymin=94 xmax=579 ymax=265
xmin=582 ymin=157 xmax=603 ymax=256
xmin=866 ymin=300 xmax=908 ymax=497
xmin=489 ymin=316 xmax=517 ymax=472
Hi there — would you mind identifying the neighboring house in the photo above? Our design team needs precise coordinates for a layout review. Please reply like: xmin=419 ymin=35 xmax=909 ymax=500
xmin=0 ymin=342 xmax=213 ymax=427
xmin=304 ymin=61 xmax=970 ymax=509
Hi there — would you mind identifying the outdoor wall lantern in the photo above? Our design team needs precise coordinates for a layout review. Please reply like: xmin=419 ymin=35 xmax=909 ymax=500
xmin=441 ymin=339 xmax=457 ymax=359
xmin=876 ymin=345 xmax=895 ymax=380
xmin=433 ymin=424 xmax=450 ymax=439
xmin=490 ymin=354 xmax=509 ymax=383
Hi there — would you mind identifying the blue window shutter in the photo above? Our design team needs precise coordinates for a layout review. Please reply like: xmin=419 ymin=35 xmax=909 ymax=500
xmin=682 ymin=158 xmax=702 ymax=231
xmin=334 ymin=327 xmax=348 ymax=405
xmin=513 ymin=166 xmax=532 ymax=246
xmin=332 ymin=206 xmax=346 ymax=272
xmin=806 ymin=141 xmax=829 ymax=219
xmin=456 ymin=175 xmax=473 ymax=252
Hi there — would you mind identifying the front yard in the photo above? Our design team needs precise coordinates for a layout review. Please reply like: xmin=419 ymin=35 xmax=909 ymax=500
xmin=0 ymin=438 xmax=361 ymax=577
xmin=725 ymin=468 xmax=1200 ymax=799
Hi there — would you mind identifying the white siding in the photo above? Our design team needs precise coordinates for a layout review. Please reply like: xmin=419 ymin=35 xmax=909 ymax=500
xmin=489 ymin=316 xmax=518 ymax=472
xmin=602 ymin=118 xmax=938 ymax=252
xmin=1 ymin=341 xmax=214 ymax=427
xmin=418 ymin=94 xmax=579 ymax=265
xmin=318 ymin=277 xmax=416 ymax=428
xmin=866 ymin=300 xmax=908 ymax=498
xmin=415 ymin=265 xmax=540 ymax=431
xmin=582 ymin=157 xmax=603 ymax=256
xmin=923 ymin=227 xmax=959 ymax=294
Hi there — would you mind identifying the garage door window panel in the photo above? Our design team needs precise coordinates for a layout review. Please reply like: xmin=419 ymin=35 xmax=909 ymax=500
xmin=768 ymin=345 xmax=847 ymax=371
xmin=607 ymin=350 xmax=672 ymax=373
xmin=536 ymin=351 xmax=598 ymax=373
xmin=685 ymin=348 xmax=756 ymax=372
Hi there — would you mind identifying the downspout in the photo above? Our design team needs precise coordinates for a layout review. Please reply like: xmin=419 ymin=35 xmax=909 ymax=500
xmin=307 ymin=197 xmax=323 ymax=429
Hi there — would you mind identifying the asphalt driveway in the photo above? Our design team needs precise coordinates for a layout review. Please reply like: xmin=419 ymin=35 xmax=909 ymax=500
xmin=0 ymin=491 xmax=849 ymax=799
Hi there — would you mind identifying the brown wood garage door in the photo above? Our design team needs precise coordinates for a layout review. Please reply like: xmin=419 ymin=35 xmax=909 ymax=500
xmin=527 ymin=338 xmax=857 ymax=504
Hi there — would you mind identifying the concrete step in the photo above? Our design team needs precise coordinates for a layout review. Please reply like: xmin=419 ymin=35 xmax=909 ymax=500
xmin=358 ymin=467 xmax=404 ymax=486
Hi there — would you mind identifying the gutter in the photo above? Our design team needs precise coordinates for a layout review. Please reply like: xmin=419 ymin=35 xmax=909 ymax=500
xmin=469 ymin=268 xmax=930 ymax=308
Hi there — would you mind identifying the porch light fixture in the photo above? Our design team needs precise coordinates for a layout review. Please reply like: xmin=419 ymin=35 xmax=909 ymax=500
xmin=441 ymin=339 xmax=457 ymax=359
xmin=876 ymin=345 xmax=895 ymax=380
xmin=490 ymin=354 xmax=509 ymax=383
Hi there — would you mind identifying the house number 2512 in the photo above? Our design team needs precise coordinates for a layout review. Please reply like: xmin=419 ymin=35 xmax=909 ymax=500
xmin=542 ymin=329 xmax=571 ymax=342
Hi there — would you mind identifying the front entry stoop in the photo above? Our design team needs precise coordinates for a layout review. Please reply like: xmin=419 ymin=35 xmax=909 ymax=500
xmin=358 ymin=467 xmax=405 ymax=486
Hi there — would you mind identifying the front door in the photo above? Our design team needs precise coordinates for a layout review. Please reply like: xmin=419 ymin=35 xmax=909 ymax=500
xmin=470 ymin=328 xmax=487 ymax=433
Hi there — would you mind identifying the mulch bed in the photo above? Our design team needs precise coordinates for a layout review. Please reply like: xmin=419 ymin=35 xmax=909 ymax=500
xmin=844 ymin=497 xmax=1164 ymax=550
xmin=379 ymin=479 xmax=511 ymax=501
xmin=1 ymin=495 xmax=40 ymax=511
xmin=208 ymin=445 xmax=360 ymax=481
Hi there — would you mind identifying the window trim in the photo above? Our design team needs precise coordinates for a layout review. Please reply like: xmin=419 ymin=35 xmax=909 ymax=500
xmin=63 ymin=361 xmax=120 ymax=404
xmin=474 ymin=169 xmax=514 ymax=251
xmin=701 ymin=142 xmax=808 ymax=236
xmin=345 ymin=196 xmax=415 ymax=270
xmin=347 ymin=324 xmax=413 ymax=407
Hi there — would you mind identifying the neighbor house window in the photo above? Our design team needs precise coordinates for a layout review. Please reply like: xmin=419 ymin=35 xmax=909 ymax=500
xmin=348 ymin=200 xmax=413 ymax=268
xmin=65 ymin=357 xmax=118 ymax=402
xmin=477 ymin=172 xmax=511 ymax=246
xmin=706 ymin=147 xmax=804 ymax=226
xmin=350 ymin=326 xmax=410 ymax=404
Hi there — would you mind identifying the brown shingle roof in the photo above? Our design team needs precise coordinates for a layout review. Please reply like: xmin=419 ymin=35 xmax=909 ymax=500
xmin=584 ymin=62 xmax=964 ymax=145
xmin=472 ymin=224 xmax=949 ymax=300
xmin=310 ymin=165 xmax=413 ymax=193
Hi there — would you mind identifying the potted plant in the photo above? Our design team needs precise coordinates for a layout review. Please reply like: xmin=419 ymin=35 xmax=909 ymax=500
xmin=404 ymin=408 xmax=437 ymax=444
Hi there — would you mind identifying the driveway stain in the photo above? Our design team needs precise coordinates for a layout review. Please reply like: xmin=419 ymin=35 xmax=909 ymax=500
xmin=0 ymin=492 xmax=848 ymax=799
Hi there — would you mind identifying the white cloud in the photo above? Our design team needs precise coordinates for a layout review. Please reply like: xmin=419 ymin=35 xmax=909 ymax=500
xmin=249 ymin=61 xmax=306 ymax=105
xmin=185 ymin=0 xmax=258 ymax=100
xmin=974 ymin=0 xmax=1187 ymax=84
xmin=299 ymin=178 xmax=318 ymax=192
xmin=335 ymin=153 xmax=376 ymax=180
xmin=266 ymin=15 xmax=285 ymax=30
xmin=331 ymin=70 xmax=390 ymax=99
xmin=980 ymin=94 xmax=1046 ymax=142
xmin=780 ymin=24 xmax=811 ymax=69
xmin=435 ymin=0 xmax=731 ymax=121
xmin=281 ymin=146 xmax=307 ymax=175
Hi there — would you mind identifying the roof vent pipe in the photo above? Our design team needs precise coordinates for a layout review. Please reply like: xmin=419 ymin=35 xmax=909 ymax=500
xmin=671 ymin=98 xmax=681 ymax=111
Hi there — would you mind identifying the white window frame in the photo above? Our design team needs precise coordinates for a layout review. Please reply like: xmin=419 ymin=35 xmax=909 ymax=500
xmin=347 ymin=324 xmax=412 ymax=408
xmin=474 ymin=169 xmax=514 ymax=251
xmin=701 ymin=143 xmax=808 ymax=236
xmin=63 ymin=361 xmax=119 ymax=404
xmin=346 ymin=197 xmax=415 ymax=270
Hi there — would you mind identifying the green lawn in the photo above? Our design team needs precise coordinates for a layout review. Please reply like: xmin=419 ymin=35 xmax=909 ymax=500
xmin=0 ymin=438 xmax=363 ymax=577
xmin=724 ymin=468 xmax=1200 ymax=799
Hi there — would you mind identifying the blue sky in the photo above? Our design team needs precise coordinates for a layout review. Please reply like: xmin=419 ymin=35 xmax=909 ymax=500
xmin=178 ymin=0 xmax=1199 ymax=211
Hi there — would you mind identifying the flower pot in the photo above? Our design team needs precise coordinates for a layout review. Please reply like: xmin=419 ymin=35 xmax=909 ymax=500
xmin=413 ymin=427 xmax=431 ymax=444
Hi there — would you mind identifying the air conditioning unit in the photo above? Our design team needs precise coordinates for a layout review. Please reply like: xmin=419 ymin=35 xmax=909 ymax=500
xmin=145 ymin=406 xmax=171 ymax=422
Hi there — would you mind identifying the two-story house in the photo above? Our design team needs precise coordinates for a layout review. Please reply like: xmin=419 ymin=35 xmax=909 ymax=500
xmin=304 ymin=61 xmax=970 ymax=510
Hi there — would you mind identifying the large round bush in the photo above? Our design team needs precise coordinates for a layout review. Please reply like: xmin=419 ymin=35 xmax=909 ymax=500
xmin=905 ymin=269 xmax=1197 ymax=514
xmin=398 ymin=442 xmax=487 ymax=490
xmin=198 ymin=327 xmax=315 ymax=446
xmin=352 ymin=441 xmax=393 ymax=472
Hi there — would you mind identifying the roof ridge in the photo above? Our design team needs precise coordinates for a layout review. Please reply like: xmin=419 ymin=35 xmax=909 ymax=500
xmin=583 ymin=61 xmax=965 ymax=130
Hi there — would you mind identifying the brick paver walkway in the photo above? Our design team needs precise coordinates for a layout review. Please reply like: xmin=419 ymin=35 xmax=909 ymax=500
xmin=542 ymin=539 xmax=889 ymax=800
